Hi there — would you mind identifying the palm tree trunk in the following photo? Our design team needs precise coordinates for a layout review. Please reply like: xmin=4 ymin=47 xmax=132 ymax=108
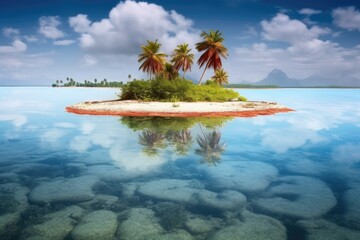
xmin=182 ymin=71 xmax=186 ymax=80
xmin=198 ymin=67 xmax=207 ymax=85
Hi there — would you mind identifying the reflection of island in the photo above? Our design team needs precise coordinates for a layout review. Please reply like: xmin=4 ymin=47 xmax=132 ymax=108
xmin=120 ymin=117 xmax=229 ymax=162
xmin=138 ymin=130 xmax=167 ymax=156
xmin=196 ymin=127 xmax=226 ymax=166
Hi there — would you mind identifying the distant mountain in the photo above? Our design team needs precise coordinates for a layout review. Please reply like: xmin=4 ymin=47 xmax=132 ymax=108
xmin=253 ymin=69 xmax=360 ymax=87
xmin=255 ymin=69 xmax=300 ymax=87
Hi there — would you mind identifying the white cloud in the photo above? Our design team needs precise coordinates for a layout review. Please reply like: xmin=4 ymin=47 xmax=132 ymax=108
xmin=333 ymin=6 xmax=360 ymax=31
xmin=0 ymin=114 xmax=27 ymax=127
xmin=69 ymin=1 xmax=200 ymax=55
xmin=261 ymin=13 xmax=330 ymax=44
xmin=69 ymin=14 xmax=91 ymax=33
xmin=0 ymin=40 xmax=27 ymax=53
xmin=53 ymin=39 xmax=76 ymax=46
xmin=82 ymin=54 xmax=98 ymax=66
xmin=3 ymin=27 xmax=19 ymax=38
xmin=298 ymin=8 xmax=322 ymax=15
xmin=332 ymin=143 xmax=360 ymax=164
xmin=38 ymin=16 xmax=65 ymax=39
xmin=230 ymin=13 xmax=360 ymax=82
xmin=41 ymin=128 xmax=65 ymax=143
xmin=24 ymin=35 xmax=39 ymax=42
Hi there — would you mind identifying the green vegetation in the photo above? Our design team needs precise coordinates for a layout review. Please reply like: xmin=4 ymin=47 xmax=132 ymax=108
xmin=120 ymin=77 xmax=239 ymax=102
xmin=52 ymin=77 xmax=124 ymax=88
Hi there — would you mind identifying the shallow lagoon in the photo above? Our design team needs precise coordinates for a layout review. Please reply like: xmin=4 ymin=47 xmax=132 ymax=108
xmin=1 ymin=87 xmax=360 ymax=239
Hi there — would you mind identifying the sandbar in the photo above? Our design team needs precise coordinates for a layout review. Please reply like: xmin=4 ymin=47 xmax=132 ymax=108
xmin=66 ymin=100 xmax=293 ymax=117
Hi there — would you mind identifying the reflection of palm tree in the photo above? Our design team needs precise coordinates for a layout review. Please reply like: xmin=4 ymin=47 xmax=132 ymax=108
xmin=196 ymin=127 xmax=225 ymax=165
xmin=168 ymin=129 xmax=193 ymax=155
xmin=138 ymin=130 xmax=167 ymax=156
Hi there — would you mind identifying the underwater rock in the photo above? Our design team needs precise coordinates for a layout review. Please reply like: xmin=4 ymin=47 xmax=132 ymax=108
xmin=29 ymin=176 xmax=99 ymax=204
xmin=253 ymin=176 xmax=336 ymax=219
xmin=205 ymin=161 xmax=278 ymax=193
xmin=0 ymin=172 xmax=19 ymax=183
xmin=148 ymin=230 xmax=194 ymax=240
xmin=117 ymin=208 xmax=164 ymax=240
xmin=86 ymin=164 xmax=140 ymax=181
xmin=137 ymin=179 xmax=246 ymax=211
xmin=195 ymin=190 xmax=247 ymax=211
xmin=71 ymin=210 xmax=118 ymax=240
xmin=343 ymin=186 xmax=360 ymax=229
xmin=185 ymin=216 xmax=221 ymax=234
xmin=138 ymin=179 xmax=199 ymax=203
xmin=298 ymin=218 xmax=360 ymax=240
xmin=286 ymin=158 xmax=328 ymax=175
xmin=23 ymin=205 xmax=85 ymax=240
xmin=0 ymin=183 xmax=29 ymax=233
xmin=122 ymin=182 xmax=139 ymax=198
xmin=78 ymin=194 xmax=119 ymax=210
xmin=209 ymin=210 xmax=286 ymax=240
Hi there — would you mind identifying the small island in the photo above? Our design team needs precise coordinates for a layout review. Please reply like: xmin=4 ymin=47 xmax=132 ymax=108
xmin=66 ymin=30 xmax=293 ymax=117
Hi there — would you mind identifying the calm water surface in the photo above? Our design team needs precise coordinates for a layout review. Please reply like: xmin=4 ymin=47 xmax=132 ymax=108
xmin=1 ymin=87 xmax=360 ymax=240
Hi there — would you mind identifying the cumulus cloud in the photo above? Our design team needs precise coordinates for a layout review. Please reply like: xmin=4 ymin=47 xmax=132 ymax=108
xmin=0 ymin=40 xmax=27 ymax=53
xmin=3 ymin=27 xmax=19 ymax=38
xmin=69 ymin=0 xmax=200 ymax=55
xmin=38 ymin=16 xmax=65 ymax=39
xmin=261 ymin=13 xmax=330 ymax=44
xmin=24 ymin=35 xmax=39 ymax=42
xmin=53 ymin=39 xmax=76 ymax=46
xmin=298 ymin=8 xmax=322 ymax=15
xmin=230 ymin=13 xmax=360 ymax=82
xmin=332 ymin=6 xmax=360 ymax=31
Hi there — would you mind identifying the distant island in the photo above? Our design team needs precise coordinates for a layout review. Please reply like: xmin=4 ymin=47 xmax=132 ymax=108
xmin=52 ymin=77 xmax=124 ymax=88
xmin=236 ymin=69 xmax=360 ymax=88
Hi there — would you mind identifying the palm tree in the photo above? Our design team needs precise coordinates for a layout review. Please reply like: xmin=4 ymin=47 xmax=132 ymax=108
xmin=211 ymin=68 xmax=229 ymax=86
xmin=171 ymin=43 xmax=194 ymax=79
xmin=128 ymin=74 xmax=132 ymax=81
xmin=138 ymin=40 xmax=167 ymax=79
xmin=161 ymin=63 xmax=179 ymax=80
xmin=196 ymin=30 xmax=228 ymax=85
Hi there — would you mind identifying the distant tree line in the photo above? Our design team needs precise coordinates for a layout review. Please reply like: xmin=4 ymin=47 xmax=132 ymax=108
xmin=52 ymin=77 xmax=124 ymax=88
xmin=224 ymin=83 xmax=278 ymax=88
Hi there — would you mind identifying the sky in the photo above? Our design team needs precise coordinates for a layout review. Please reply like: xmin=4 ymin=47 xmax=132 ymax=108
xmin=0 ymin=0 xmax=360 ymax=85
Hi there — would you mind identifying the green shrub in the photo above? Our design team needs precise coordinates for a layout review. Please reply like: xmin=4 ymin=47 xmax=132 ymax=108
xmin=238 ymin=96 xmax=247 ymax=101
xmin=120 ymin=78 xmax=243 ymax=102
xmin=120 ymin=79 xmax=152 ymax=100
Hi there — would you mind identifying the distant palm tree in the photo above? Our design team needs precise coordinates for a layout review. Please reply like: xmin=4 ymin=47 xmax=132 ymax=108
xmin=196 ymin=30 xmax=228 ymax=85
xmin=128 ymin=74 xmax=132 ymax=81
xmin=161 ymin=63 xmax=179 ymax=80
xmin=211 ymin=68 xmax=229 ymax=86
xmin=60 ymin=80 xmax=63 ymax=86
xmin=94 ymin=78 xmax=97 ymax=84
xmin=196 ymin=127 xmax=226 ymax=166
xmin=138 ymin=40 xmax=167 ymax=79
xmin=171 ymin=43 xmax=194 ymax=79
xmin=56 ymin=80 xmax=59 ymax=86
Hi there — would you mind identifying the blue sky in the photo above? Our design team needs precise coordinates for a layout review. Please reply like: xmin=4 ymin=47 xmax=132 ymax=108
xmin=0 ymin=0 xmax=359 ymax=85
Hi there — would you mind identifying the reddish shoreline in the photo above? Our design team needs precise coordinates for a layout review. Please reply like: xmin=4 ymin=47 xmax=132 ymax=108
xmin=66 ymin=106 xmax=293 ymax=117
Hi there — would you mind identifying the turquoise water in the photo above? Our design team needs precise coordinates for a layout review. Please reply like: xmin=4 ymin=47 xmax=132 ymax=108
xmin=1 ymin=87 xmax=360 ymax=239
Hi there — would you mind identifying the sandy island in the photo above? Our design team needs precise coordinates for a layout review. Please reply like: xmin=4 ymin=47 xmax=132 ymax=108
xmin=66 ymin=100 xmax=293 ymax=117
